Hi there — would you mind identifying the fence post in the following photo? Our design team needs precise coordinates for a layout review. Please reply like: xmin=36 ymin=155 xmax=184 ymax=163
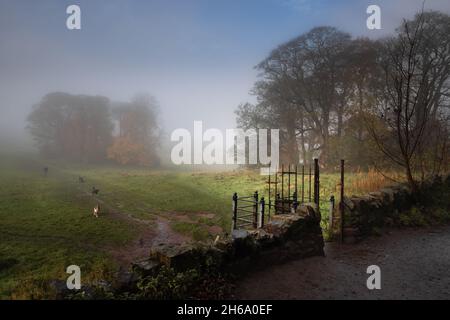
xmin=329 ymin=195 xmax=335 ymax=232
xmin=260 ymin=197 xmax=265 ymax=228
xmin=314 ymin=158 xmax=320 ymax=207
xmin=340 ymin=159 xmax=345 ymax=243
xmin=281 ymin=164 xmax=284 ymax=214
xmin=232 ymin=192 xmax=238 ymax=231
xmin=253 ymin=191 xmax=259 ymax=228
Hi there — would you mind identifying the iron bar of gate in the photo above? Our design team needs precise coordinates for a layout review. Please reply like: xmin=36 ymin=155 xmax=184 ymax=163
xmin=237 ymin=222 xmax=253 ymax=227
xmin=314 ymin=158 xmax=320 ymax=206
xmin=309 ymin=164 xmax=312 ymax=202
xmin=288 ymin=164 xmax=291 ymax=201
xmin=237 ymin=199 xmax=256 ymax=204
xmin=236 ymin=208 xmax=254 ymax=214
xmin=292 ymin=165 xmax=296 ymax=210
xmin=302 ymin=165 xmax=305 ymax=203
xmin=238 ymin=204 xmax=254 ymax=209
xmin=238 ymin=213 xmax=255 ymax=218
xmin=340 ymin=159 xmax=345 ymax=243
xmin=232 ymin=193 xmax=238 ymax=230
xmin=274 ymin=167 xmax=277 ymax=217
xmin=295 ymin=165 xmax=298 ymax=204
xmin=260 ymin=197 xmax=265 ymax=228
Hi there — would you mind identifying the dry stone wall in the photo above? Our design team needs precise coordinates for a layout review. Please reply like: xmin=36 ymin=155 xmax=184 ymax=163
xmin=335 ymin=175 xmax=450 ymax=242
xmin=132 ymin=203 xmax=324 ymax=279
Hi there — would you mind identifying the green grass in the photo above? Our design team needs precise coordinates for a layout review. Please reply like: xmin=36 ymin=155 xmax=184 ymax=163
xmin=0 ymin=154 xmax=134 ymax=299
xmin=0 ymin=153 xmax=393 ymax=299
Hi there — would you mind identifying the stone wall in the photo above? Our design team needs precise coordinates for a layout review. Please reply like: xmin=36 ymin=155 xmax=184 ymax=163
xmin=333 ymin=175 xmax=450 ymax=242
xmin=132 ymin=203 xmax=324 ymax=279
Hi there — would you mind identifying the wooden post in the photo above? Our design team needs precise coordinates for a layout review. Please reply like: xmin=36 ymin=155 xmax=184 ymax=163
xmin=232 ymin=193 xmax=238 ymax=231
xmin=329 ymin=195 xmax=335 ymax=233
xmin=314 ymin=158 xmax=320 ymax=206
xmin=340 ymin=159 xmax=345 ymax=243
xmin=253 ymin=191 xmax=259 ymax=229
xmin=268 ymin=168 xmax=271 ymax=218
xmin=281 ymin=164 xmax=284 ymax=214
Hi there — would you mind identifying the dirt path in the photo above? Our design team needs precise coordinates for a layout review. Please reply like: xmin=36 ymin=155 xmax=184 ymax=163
xmin=73 ymin=185 xmax=192 ymax=268
xmin=235 ymin=226 xmax=450 ymax=300
xmin=105 ymin=212 xmax=191 ymax=268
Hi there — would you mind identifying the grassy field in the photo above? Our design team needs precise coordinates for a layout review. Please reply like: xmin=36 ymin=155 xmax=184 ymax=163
xmin=0 ymin=152 xmax=398 ymax=299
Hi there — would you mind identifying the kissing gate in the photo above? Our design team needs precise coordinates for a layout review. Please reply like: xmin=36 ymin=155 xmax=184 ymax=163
xmin=232 ymin=159 xmax=346 ymax=242
xmin=232 ymin=159 xmax=322 ymax=231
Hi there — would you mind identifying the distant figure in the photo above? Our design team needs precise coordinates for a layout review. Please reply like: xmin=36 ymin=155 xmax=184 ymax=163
xmin=43 ymin=167 xmax=48 ymax=176
xmin=93 ymin=204 xmax=100 ymax=218
xmin=91 ymin=187 xmax=99 ymax=195
xmin=79 ymin=176 xmax=85 ymax=183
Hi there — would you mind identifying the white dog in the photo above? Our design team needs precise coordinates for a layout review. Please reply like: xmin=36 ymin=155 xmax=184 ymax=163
xmin=93 ymin=204 xmax=100 ymax=218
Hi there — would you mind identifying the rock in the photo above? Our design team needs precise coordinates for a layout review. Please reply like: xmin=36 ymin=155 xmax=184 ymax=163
xmin=232 ymin=230 xmax=259 ymax=258
xmin=49 ymin=279 xmax=70 ymax=298
xmin=343 ymin=196 xmax=355 ymax=210
xmin=115 ymin=270 xmax=139 ymax=291
xmin=297 ymin=203 xmax=321 ymax=221
xmin=248 ymin=229 xmax=275 ymax=249
xmin=231 ymin=229 xmax=248 ymax=240
xmin=150 ymin=244 xmax=203 ymax=271
xmin=132 ymin=259 xmax=161 ymax=277
xmin=149 ymin=243 xmax=229 ymax=272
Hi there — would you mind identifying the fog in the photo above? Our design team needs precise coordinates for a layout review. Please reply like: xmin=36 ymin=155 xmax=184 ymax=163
xmin=1 ymin=0 xmax=449 ymax=153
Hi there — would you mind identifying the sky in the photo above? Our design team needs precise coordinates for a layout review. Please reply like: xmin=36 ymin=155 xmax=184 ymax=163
xmin=1 ymin=0 xmax=450 ymax=144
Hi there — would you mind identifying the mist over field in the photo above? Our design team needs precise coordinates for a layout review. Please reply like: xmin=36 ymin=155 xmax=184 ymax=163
xmin=1 ymin=0 xmax=449 ymax=160
xmin=0 ymin=0 xmax=449 ymax=302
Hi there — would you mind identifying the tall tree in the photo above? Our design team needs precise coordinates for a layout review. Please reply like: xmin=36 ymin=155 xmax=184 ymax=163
xmin=27 ymin=92 xmax=113 ymax=162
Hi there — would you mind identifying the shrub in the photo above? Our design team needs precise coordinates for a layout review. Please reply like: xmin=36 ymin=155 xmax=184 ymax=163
xmin=398 ymin=207 xmax=427 ymax=227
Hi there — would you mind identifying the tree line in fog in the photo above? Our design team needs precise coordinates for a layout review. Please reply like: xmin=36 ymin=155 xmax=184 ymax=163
xmin=27 ymin=92 xmax=160 ymax=166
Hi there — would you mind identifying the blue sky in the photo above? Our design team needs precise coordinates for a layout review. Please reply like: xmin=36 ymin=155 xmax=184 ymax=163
xmin=1 ymin=0 xmax=450 ymax=138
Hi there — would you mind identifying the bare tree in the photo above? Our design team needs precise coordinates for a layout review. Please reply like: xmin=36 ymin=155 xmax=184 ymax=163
xmin=367 ymin=11 xmax=450 ymax=191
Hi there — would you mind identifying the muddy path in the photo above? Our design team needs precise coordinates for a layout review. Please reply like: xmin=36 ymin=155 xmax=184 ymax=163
xmin=107 ymin=214 xmax=192 ymax=269
xmin=235 ymin=225 xmax=450 ymax=300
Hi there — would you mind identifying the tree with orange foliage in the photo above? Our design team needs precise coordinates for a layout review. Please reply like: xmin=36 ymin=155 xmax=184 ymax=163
xmin=108 ymin=94 xmax=160 ymax=166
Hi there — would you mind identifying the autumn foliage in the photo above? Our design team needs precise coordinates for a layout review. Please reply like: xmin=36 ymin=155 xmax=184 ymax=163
xmin=107 ymin=136 xmax=153 ymax=166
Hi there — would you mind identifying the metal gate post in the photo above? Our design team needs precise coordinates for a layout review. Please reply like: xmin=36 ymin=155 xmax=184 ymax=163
xmin=260 ymin=197 xmax=265 ymax=228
